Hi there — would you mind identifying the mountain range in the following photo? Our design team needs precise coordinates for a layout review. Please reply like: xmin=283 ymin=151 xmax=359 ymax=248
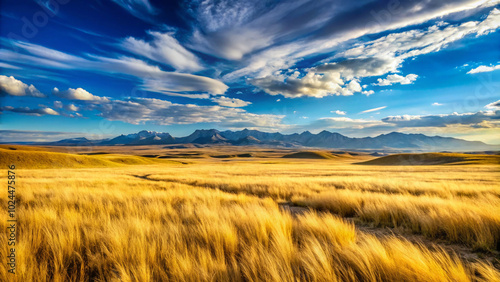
xmin=47 ymin=129 xmax=496 ymax=151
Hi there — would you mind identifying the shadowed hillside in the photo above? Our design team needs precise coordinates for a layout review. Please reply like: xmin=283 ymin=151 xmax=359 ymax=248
xmin=0 ymin=147 xmax=171 ymax=169
xmin=282 ymin=151 xmax=339 ymax=159
xmin=358 ymin=153 xmax=500 ymax=165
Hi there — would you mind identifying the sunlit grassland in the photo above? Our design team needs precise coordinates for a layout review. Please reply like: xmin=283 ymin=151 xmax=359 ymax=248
xmin=142 ymin=160 xmax=500 ymax=251
xmin=1 ymin=152 xmax=499 ymax=281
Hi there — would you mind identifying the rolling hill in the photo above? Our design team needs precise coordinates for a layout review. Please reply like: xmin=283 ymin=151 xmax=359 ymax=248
xmin=358 ymin=153 xmax=500 ymax=165
xmin=0 ymin=147 xmax=172 ymax=169
xmin=282 ymin=151 xmax=342 ymax=159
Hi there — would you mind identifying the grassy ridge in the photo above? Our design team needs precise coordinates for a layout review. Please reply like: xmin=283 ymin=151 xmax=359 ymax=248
xmin=359 ymin=153 xmax=500 ymax=165
xmin=282 ymin=151 xmax=344 ymax=159
xmin=0 ymin=148 xmax=173 ymax=169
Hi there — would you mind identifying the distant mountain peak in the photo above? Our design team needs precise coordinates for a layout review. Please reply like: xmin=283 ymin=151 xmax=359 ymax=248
xmin=45 ymin=128 xmax=496 ymax=151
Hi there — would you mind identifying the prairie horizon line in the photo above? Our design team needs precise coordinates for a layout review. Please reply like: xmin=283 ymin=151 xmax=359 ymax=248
xmin=1 ymin=128 xmax=498 ymax=146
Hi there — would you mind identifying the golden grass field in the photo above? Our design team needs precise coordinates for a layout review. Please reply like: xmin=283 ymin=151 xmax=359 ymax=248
xmin=1 ymin=145 xmax=499 ymax=281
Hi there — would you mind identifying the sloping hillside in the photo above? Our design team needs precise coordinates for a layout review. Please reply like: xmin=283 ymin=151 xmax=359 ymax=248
xmin=358 ymin=153 xmax=500 ymax=165
xmin=0 ymin=147 xmax=170 ymax=169
xmin=282 ymin=151 xmax=339 ymax=159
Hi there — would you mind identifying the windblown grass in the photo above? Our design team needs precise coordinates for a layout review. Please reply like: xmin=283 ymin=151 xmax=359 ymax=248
xmin=1 ymin=148 xmax=499 ymax=280
xmin=293 ymin=191 xmax=500 ymax=251
xmin=1 ymin=166 xmax=498 ymax=281
xmin=139 ymin=161 xmax=500 ymax=251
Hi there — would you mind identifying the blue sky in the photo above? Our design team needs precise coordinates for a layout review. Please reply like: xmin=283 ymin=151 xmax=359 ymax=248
xmin=1 ymin=0 xmax=499 ymax=143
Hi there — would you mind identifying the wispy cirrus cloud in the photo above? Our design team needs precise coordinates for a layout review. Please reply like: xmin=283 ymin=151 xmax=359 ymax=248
xmin=360 ymin=106 xmax=387 ymax=114
xmin=110 ymin=0 xmax=158 ymax=22
xmin=0 ymin=40 xmax=228 ymax=97
xmin=339 ymin=8 xmax=500 ymax=61
xmin=87 ymin=97 xmax=286 ymax=130
xmin=0 ymin=130 xmax=113 ymax=142
xmin=211 ymin=96 xmax=251 ymax=107
xmin=294 ymin=100 xmax=500 ymax=140
xmin=189 ymin=0 xmax=500 ymax=63
xmin=1 ymin=0 xmax=500 ymax=141
xmin=246 ymin=7 xmax=500 ymax=98
xmin=0 ymin=62 xmax=20 ymax=70
xmin=121 ymin=30 xmax=204 ymax=72
xmin=0 ymin=106 xmax=59 ymax=116
xmin=382 ymin=111 xmax=500 ymax=128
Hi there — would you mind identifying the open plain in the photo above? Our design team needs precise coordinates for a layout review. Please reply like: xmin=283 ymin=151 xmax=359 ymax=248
xmin=1 ymin=145 xmax=499 ymax=281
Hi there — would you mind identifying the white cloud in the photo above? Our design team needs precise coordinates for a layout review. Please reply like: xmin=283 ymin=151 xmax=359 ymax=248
xmin=360 ymin=106 xmax=387 ymax=114
xmin=432 ymin=102 xmax=443 ymax=106
xmin=276 ymin=7 xmax=497 ymax=96
xmin=196 ymin=0 xmax=500 ymax=64
xmin=52 ymin=87 xmax=109 ymax=102
xmin=122 ymin=31 xmax=203 ymax=72
xmin=347 ymin=80 xmax=362 ymax=92
xmin=65 ymin=104 xmax=79 ymax=111
xmin=43 ymin=108 xmax=59 ymax=115
xmin=298 ymin=102 xmax=500 ymax=139
xmin=249 ymin=71 xmax=363 ymax=98
xmin=190 ymin=27 xmax=272 ymax=61
xmin=2 ymin=41 xmax=228 ymax=97
xmin=0 ymin=75 xmax=45 ymax=97
xmin=382 ymin=110 xmax=500 ymax=127
xmin=374 ymin=74 xmax=418 ymax=86
xmin=310 ymin=117 xmax=389 ymax=131
xmin=188 ymin=0 xmax=263 ymax=32
xmin=340 ymin=9 xmax=500 ymax=61
xmin=485 ymin=99 xmax=500 ymax=109
xmin=467 ymin=64 xmax=500 ymax=74
xmin=186 ymin=0 xmax=304 ymax=60
xmin=0 ymin=106 xmax=59 ymax=116
xmin=313 ymin=57 xmax=403 ymax=80
xmin=222 ymin=2 xmax=500 ymax=83
xmin=332 ymin=110 xmax=346 ymax=115
xmin=211 ymin=96 xmax=251 ymax=107
xmin=89 ymin=97 xmax=286 ymax=131
xmin=53 ymin=101 xmax=78 ymax=111
xmin=299 ymin=101 xmax=500 ymax=137
xmin=248 ymin=50 xmax=406 ymax=98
